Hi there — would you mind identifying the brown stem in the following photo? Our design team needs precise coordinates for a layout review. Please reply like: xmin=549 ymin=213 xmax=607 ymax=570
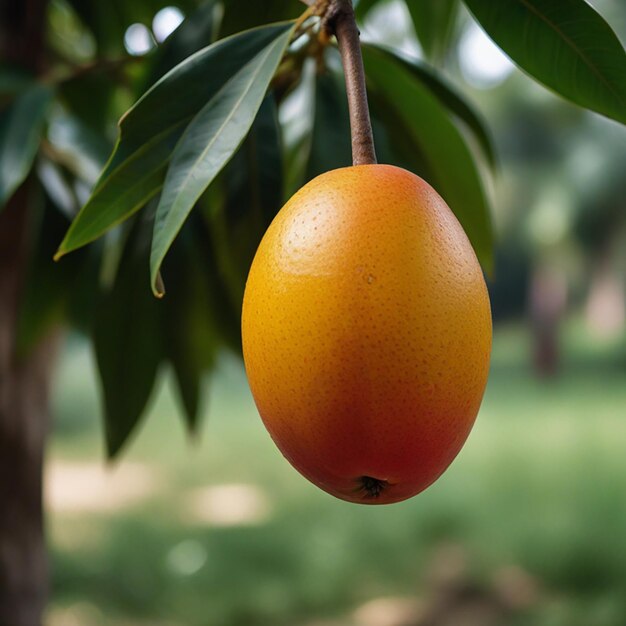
xmin=321 ymin=0 xmax=377 ymax=166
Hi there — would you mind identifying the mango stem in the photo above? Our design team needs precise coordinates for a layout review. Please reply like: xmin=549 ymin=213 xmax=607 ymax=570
xmin=318 ymin=0 xmax=377 ymax=166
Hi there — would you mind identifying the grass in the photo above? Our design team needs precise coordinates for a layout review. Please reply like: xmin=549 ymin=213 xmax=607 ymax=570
xmin=47 ymin=320 xmax=626 ymax=626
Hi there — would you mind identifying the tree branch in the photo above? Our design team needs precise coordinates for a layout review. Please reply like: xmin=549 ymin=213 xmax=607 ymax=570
xmin=320 ymin=0 xmax=377 ymax=166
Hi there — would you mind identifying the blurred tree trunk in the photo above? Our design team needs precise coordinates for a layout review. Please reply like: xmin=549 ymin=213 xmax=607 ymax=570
xmin=585 ymin=250 xmax=625 ymax=340
xmin=528 ymin=265 xmax=567 ymax=378
xmin=0 ymin=1 xmax=53 ymax=625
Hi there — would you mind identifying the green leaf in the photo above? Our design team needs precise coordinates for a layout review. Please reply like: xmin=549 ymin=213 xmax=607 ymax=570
xmin=364 ymin=43 xmax=496 ymax=168
xmin=219 ymin=0 xmax=300 ymax=37
xmin=0 ymin=83 xmax=52 ymax=210
xmin=63 ymin=0 xmax=129 ymax=55
xmin=281 ymin=63 xmax=315 ymax=198
xmin=463 ymin=0 xmax=626 ymax=125
xmin=209 ymin=95 xmax=284 ymax=308
xmin=307 ymin=69 xmax=353 ymax=180
xmin=363 ymin=45 xmax=493 ymax=271
xmin=355 ymin=0 xmax=383 ymax=20
xmin=162 ymin=229 xmax=219 ymax=432
xmin=59 ymin=72 xmax=115 ymax=133
xmin=186 ymin=204 xmax=243 ymax=354
xmin=106 ymin=22 xmax=295 ymax=178
xmin=47 ymin=111 xmax=112 ymax=184
xmin=369 ymin=92 xmax=433 ymax=178
xmin=55 ymin=22 xmax=295 ymax=259
xmin=65 ymin=0 xmax=197 ymax=54
xmin=145 ymin=0 xmax=218 ymax=87
xmin=16 ymin=200 xmax=83 ymax=356
xmin=150 ymin=24 xmax=295 ymax=295
xmin=94 ymin=219 xmax=163 ymax=458
xmin=235 ymin=95 xmax=284 ymax=227
xmin=67 ymin=243 xmax=104 ymax=335
xmin=37 ymin=158 xmax=79 ymax=219
xmin=0 ymin=66 xmax=33 ymax=96
xmin=169 ymin=335 xmax=203 ymax=434
xmin=54 ymin=124 xmax=180 ymax=259
xmin=405 ymin=0 xmax=459 ymax=63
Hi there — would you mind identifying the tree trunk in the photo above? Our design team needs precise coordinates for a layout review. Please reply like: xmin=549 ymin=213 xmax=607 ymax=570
xmin=0 ymin=195 xmax=59 ymax=625
xmin=0 ymin=0 xmax=47 ymax=66
xmin=0 ymin=1 xmax=52 ymax=624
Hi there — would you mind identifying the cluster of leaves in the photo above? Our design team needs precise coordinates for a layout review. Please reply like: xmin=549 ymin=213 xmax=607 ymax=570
xmin=1 ymin=0 xmax=624 ymax=456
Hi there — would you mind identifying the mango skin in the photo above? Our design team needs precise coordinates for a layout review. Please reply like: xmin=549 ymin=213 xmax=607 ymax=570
xmin=242 ymin=165 xmax=492 ymax=504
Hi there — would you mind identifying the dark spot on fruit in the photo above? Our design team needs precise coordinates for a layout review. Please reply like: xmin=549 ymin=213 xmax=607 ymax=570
xmin=357 ymin=476 xmax=389 ymax=499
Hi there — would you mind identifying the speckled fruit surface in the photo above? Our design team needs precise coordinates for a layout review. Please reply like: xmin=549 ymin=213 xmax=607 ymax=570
xmin=242 ymin=164 xmax=492 ymax=504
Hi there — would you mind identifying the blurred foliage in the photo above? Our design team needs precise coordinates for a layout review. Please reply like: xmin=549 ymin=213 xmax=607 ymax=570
xmin=0 ymin=0 xmax=623 ymax=623
xmin=47 ymin=323 xmax=626 ymax=625
xmin=0 ymin=0 xmax=624 ymax=456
